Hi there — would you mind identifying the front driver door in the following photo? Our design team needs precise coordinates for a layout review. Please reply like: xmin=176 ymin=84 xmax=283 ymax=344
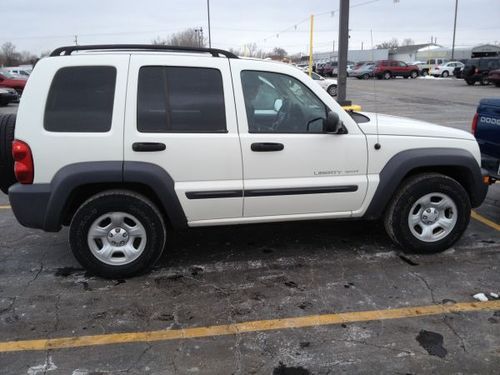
xmin=231 ymin=61 xmax=368 ymax=219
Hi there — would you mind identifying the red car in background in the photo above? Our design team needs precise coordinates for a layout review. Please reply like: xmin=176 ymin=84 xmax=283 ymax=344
xmin=488 ymin=69 xmax=500 ymax=87
xmin=0 ymin=72 xmax=27 ymax=95
xmin=373 ymin=60 xmax=420 ymax=79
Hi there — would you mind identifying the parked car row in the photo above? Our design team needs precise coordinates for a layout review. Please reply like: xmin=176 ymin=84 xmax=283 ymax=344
xmin=0 ymin=71 xmax=27 ymax=97
xmin=350 ymin=60 xmax=419 ymax=79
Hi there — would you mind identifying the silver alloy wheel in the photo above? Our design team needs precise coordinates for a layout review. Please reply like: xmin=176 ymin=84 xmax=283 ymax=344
xmin=384 ymin=72 xmax=391 ymax=79
xmin=87 ymin=212 xmax=147 ymax=266
xmin=408 ymin=193 xmax=458 ymax=242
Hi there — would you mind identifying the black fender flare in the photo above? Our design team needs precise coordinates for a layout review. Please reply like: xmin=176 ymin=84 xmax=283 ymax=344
xmin=363 ymin=148 xmax=488 ymax=219
xmin=10 ymin=161 xmax=187 ymax=232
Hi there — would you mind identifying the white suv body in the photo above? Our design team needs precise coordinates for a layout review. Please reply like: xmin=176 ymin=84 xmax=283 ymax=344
xmin=4 ymin=45 xmax=488 ymax=277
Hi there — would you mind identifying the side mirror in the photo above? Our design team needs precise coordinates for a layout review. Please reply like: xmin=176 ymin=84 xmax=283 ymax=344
xmin=323 ymin=111 xmax=346 ymax=134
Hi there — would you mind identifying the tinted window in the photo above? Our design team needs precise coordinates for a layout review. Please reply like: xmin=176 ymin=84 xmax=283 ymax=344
xmin=137 ymin=67 xmax=226 ymax=133
xmin=241 ymin=70 xmax=328 ymax=133
xmin=45 ymin=66 xmax=116 ymax=132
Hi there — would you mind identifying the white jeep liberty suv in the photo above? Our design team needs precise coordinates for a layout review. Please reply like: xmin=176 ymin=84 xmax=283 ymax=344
xmin=0 ymin=45 xmax=489 ymax=278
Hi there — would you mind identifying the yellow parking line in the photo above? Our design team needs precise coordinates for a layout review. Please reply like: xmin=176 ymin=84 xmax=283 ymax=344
xmin=0 ymin=205 xmax=11 ymax=209
xmin=471 ymin=210 xmax=500 ymax=231
xmin=0 ymin=300 xmax=498 ymax=353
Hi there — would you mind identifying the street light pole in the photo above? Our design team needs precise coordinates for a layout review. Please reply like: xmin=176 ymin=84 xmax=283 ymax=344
xmin=207 ymin=0 xmax=212 ymax=48
xmin=451 ymin=0 xmax=458 ymax=60
xmin=337 ymin=0 xmax=350 ymax=106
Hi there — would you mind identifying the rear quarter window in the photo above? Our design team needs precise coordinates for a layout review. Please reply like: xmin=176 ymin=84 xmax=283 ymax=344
xmin=44 ymin=66 xmax=117 ymax=132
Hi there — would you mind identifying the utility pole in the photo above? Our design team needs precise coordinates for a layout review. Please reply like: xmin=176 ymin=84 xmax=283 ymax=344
xmin=207 ymin=0 xmax=212 ymax=48
xmin=451 ymin=0 xmax=458 ymax=59
xmin=337 ymin=0 xmax=350 ymax=106
xmin=332 ymin=40 xmax=335 ymax=60
xmin=74 ymin=35 xmax=78 ymax=46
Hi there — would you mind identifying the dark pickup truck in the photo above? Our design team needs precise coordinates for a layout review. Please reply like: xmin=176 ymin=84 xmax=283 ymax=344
xmin=473 ymin=98 xmax=500 ymax=180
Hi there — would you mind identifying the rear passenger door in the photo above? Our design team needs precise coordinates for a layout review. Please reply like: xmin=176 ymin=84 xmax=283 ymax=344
xmin=124 ymin=55 xmax=243 ymax=223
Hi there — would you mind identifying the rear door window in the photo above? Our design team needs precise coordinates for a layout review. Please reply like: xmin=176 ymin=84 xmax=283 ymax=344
xmin=44 ymin=66 xmax=116 ymax=132
xmin=137 ymin=66 xmax=226 ymax=133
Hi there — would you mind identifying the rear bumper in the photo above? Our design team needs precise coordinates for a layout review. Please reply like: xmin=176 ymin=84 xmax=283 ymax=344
xmin=8 ymin=183 xmax=59 ymax=232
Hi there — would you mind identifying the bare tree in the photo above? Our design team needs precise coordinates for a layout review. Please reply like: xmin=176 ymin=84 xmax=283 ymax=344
xmin=0 ymin=42 xmax=21 ymax=66
xmin=271 ymin=47 xmax=287 ymax=58
xmin=152 ymin=28 xmax=206 ymax=48
xmin=402 ymin=38 xmax=415 ymax=46
xmin=376 ymin=38 xmax=399 ymax=50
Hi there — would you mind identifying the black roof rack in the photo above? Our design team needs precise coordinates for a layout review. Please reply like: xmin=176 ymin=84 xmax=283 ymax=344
xmin=49 ymin=44 xmax=238 ymax=58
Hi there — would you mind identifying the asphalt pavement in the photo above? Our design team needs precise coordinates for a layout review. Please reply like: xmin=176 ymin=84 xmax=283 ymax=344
xmin=0 ymin=77 xmax=499 ymax=374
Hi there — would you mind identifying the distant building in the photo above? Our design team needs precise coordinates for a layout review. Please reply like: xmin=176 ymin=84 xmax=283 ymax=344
xmin=390 ymin=43 xmax=438 ymax=62
xmin=302 ymin=43 xmax=500 ymax=66
xmin=309 ymin=49 xmax=389 ymax=64
xmin=471 ymin=44 xmax=500 ymax=58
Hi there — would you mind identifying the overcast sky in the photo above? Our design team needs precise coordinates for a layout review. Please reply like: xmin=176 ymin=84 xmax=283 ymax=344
xmin=2 ymin=0 xmax=500 ymax=56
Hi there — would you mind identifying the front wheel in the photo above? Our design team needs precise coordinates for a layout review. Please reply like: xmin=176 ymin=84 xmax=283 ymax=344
xmin=327 ymin=84 xmax=337 ymax=97
xmin=480 ymin=76 xmax=490 ymax=86
xmin=383 ymin=71 xmax=391 ymax=80
xmin=384 ymin=173 xmax=470 ymax=254
xmin=442 ymin=71 xmax=449 ymax=78
xmin=410 ymin=71 xmax=418 ymax=79
xmin=69 ymin=190 xmax=166 ymax=278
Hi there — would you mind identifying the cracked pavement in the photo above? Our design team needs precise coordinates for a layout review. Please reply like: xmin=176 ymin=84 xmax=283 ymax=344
xmin=1 ymin=78 xmax=500 ymax=374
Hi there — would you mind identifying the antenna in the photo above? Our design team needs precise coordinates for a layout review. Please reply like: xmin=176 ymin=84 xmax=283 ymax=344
xmin=370 ymin=29 xmax=381 ymax=150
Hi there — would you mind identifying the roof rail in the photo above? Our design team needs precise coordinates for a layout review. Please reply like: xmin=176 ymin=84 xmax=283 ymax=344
xmin=49 ymin=44 xmax=239 ymax=59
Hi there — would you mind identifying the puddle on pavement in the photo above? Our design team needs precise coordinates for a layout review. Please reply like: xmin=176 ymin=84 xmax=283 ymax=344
xmin=416 ymin=329 xmax=448 ymax=358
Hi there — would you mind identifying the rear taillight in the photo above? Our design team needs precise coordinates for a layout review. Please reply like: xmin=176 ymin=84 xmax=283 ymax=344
xmin=471 ymin=112 xmax=478 ymax=136
xmin=12 ymin=140 xmax=34 ymax=184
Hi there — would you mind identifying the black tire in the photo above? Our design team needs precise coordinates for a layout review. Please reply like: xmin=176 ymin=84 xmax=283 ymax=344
xmin=383 ymin=71 xmax=391 ymax=80
xmin=410 ymin=70 xmax=418 ymax=79
xmin=327 ymin=84 xmax=337 ymax=97
xmin=69 ymin=190 xmax=166 ymax=278
xmin=0 ymin=114 xmax=17 ymax=194
xmin=384 ymin=173 xmax=471 ymax=254
xmin=495 ymin=82 xmax=500 ymax=88
xmin=422 ymin=69 xmax=429 ymax=76
xmin=480 ymin=76 xmax=490 ymax=86
xmin=441 ymin=71 xmax=449 ymax=78
xmin=362 ymin=73 xmax=370 ymax=80
xmin=465 ymin=78 xmax=475 ymax=86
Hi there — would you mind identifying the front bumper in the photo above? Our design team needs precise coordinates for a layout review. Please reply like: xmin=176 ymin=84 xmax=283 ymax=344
xmin=0 ymin=92 xmax=19 ymax=103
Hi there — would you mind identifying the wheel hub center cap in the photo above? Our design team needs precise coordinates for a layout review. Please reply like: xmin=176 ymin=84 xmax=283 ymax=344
xmin=421 ymin=207 xmax=439 ymax=224
xmin=107 ymin=227 xmax=129 ymax=246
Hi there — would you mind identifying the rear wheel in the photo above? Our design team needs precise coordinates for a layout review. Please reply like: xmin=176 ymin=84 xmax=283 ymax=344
xmin=410 ymin=70 xmax=418 ymax=79
xmin=465 ymin=79 xmax=475 ymax=86
xmin=362 ymin=73 xmax=370 ymax=80
xmin=495 ymin=82 xmax=500 ymax=87
xmin=0 ymin=114 xmax=17 ymax=194
xmin=69 ymin=190 xmax=166 ymax=278
xmin=384 ymin=173 xmax=470 ymax=254
xmin=383 ymin=71 xmax=391 ymax=80
xmin=480 ymin=76 xmax=490 ymax=86
xmin=441 ymin=70 xmax=449 ymax=78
